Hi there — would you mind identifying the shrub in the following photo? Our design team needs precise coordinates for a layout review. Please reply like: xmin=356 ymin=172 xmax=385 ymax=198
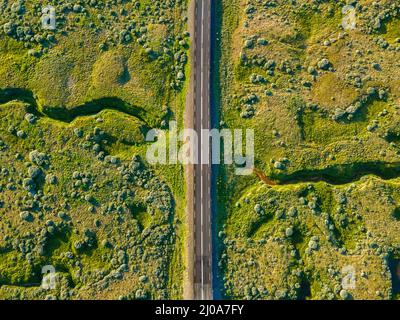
xmin=317 ymin=58 xmax=331 ymax=70
xmin=20 ymin=211 xmax=33 ymax=222
xmin=28 ymin=150 xmax=49 ymax=166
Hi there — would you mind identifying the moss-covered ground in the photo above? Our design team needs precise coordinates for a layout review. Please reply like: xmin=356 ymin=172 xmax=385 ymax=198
xmin=0 ymin=0 xmax=189 ymax=299
xmin=217 ymin=0 xmax=400 ymax=300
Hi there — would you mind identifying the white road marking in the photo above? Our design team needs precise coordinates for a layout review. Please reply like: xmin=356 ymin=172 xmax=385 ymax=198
xmin=200 ymin=0 xmax=205 ymax=301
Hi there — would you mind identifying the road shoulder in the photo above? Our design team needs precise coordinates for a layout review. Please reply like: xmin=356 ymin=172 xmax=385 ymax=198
xmin=183 ymin=0 xmax=196 ymax=301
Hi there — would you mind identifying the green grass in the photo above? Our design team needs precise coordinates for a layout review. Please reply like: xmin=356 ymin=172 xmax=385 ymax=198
xmin=0 ymin=0 xmax=190 ymax=300
xmin=217 ymin=0 xmax=400 ymax=300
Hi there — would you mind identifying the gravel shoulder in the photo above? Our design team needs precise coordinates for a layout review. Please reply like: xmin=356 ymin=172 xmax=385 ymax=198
xmin=183 ymin=0 xmax=196 ymax=300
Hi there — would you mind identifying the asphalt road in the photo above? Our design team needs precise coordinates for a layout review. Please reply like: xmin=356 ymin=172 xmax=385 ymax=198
xmin=193 ymin=0 xmax=213 ymax=300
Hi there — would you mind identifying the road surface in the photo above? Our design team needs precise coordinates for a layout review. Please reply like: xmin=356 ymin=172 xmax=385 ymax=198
xmin=193 ymin=0 xmax=213 ymax=300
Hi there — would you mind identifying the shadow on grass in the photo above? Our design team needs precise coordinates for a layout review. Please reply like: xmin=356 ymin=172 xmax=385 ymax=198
xmin=0 ymin=87 xmax=155 ymax=128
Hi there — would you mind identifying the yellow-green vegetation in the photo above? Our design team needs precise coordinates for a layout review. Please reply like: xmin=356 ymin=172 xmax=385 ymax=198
xmin=0 ymin=0 xmax=189 ymax=300
xmin=217 ymin=0 xmax=400 ymax=300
